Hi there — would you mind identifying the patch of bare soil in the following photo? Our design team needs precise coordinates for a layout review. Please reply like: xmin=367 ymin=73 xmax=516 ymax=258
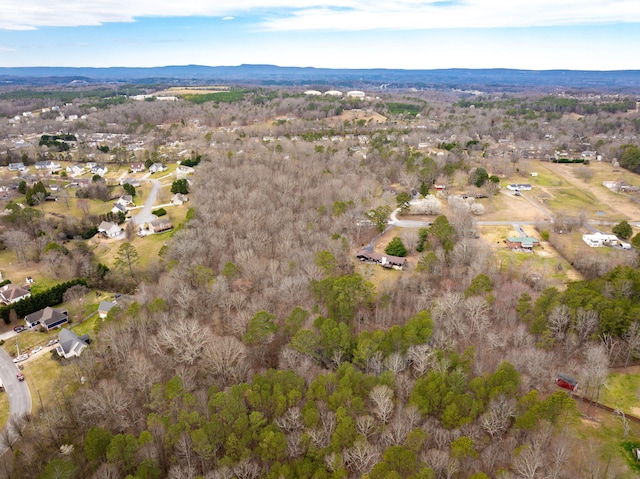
xmin=480 ymin=193 xmax=548 ymax=222
xmin=327 ymin=109 xmax=387 ymax=125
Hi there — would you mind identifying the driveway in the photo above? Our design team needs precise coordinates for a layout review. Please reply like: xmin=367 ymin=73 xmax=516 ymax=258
xmin=0 ymin=347 xmax=31 ymax=454
xmin=133 ymin=179 xmax=161 ymax=226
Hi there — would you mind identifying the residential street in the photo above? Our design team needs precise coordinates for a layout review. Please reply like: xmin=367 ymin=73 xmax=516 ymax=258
xmin=0 ymin=346 xmax=31 ymax=455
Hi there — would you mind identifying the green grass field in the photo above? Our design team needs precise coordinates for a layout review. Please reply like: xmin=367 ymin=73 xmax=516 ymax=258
xmin=600 ymin=371 xmax=640 ymax=416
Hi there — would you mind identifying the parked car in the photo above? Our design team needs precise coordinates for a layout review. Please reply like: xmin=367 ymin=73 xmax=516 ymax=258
xmin=12 ymin=354 xmax=28 ymax=363
xmin=13 ymin=326 xmax=25 ymax=333
xmin=45 ymin=339 xmax=59 ymax=347
xmin=16 ymin=373 xmax=24 ymax=382
xmin=31 ymin=346 xmax=43 ymax=355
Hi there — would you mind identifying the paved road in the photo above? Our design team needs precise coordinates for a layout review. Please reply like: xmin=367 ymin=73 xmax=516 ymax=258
xmin=133 ymin=179 xmax=161 ymax=226
xmin=0 ymin=346 xmax=31 ymax=454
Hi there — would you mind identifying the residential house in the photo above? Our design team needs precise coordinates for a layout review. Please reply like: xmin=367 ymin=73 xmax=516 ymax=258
xmin=505 ymin=237 xmax=540 ymax=250
xmin=149 ymin=163 xmax=167 ymax=174
xmin=120 ymin=178 xmax=141 ymax=188
xmin=130 ymin=162 xmax=145 ymax=173
xmin=355 ymin=250 xmax=408 ymax=270
xmin=56 ymin=328 xmax=90 ymax=358
xmin=24 ymin=306 xmax=68 ymax=331
xmin=149 ymin=218 xmax=173 ymax=233
xmin=171 ymin=193 xmax=188 ymax=205
xmin=35 ymin=161 xmax=49 ymax=170
xmin=8 ymin=162 xmax=26 ymax=172
xmin=175 ymin=165 xmax=195 ymax=179
xmin=66 ymin=164 xmax=85 ymax=175
xmin=116 ymin=194 xmax=134 ymax=207
xmin=45 ymin=160 xmax=61 ymax=172
xmin=0 ymin=284 xmax=31 ymax=305
xmin=111 ymin=203 xmax=128 ymax=215
xmin=98 ymin=221 xmax=122 ymax=238
xmin=97 ymin=300 xmax=116 ymax=319
xmin=90 ymin=165 xmax=108 ymax=177
xmin=582 ymin=232 xmax=619 ymax=247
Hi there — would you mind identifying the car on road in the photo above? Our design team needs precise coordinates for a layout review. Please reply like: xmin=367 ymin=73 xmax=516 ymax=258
xmin=31 ymin=346 xmax=43 ymax=354
xmin=12 ymin=354 xmax=28 ymax=363
xmin=16 ymin=372 xmax=24 ymax=382
xmin=13 ymin=326 xmax=25 ymax=333
xmin=45 ymin=339 xmax=59 ymax=347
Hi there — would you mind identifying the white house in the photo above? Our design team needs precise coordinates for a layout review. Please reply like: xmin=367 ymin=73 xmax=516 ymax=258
xmin=582 ymin=232 xmax=619 ymax=247
xmin=116 ymin=195 xmax=134 ymax=207
xmin=90 ymin=165 xmax=108 ymax=177
xmin=66 ymin=164 xmax=85 ymax=175
xmin=0 ymin=284 xmax=31 ymax=305
xmin=171 ymin=193 xmax=188 ymax=205
xmin=149 ymin=163 xmax=167 ymax=174
xmin=98 ymin=221 xmax=122 ymax=238
xmin=97 ymin=300 xmax=116 ymax=319
xmin=56 ymin=328 xmax=90 ymax=358
xmin=8 ymin=163 xmax=26 ymax=172
xmin=45 ymin=160 xmax=61 ymax=172
xmin=175 ymin=165 xmax=195 ymax=179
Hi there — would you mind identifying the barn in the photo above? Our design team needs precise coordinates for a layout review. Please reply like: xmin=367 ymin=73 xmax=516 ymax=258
xmin=555 ymin=374 xmax=578 ymax=392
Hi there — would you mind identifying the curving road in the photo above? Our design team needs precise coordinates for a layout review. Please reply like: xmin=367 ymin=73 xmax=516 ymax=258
xmin=0 ymin=345 xmax=31 ymax=454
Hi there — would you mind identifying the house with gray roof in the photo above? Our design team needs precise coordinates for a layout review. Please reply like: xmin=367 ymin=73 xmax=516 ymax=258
xmin=98 ymin=300 xmax=116 ymax=319
xmin=25 ymin=306 xmax=68 ymax=330
xmin=56 ymin=328 xmax=90 ymax=358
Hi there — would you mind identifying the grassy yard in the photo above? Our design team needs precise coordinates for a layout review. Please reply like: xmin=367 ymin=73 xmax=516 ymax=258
xmin=0 ymin=392 xmax=8 ymax=429
xmin=600 ymin=371 xmax=640 ymax=417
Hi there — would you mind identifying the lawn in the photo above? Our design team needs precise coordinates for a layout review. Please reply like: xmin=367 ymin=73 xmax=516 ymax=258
xmin=0 ymin=392 xmax=8 ymax=429
xmin=545 ymin=187 xmax=625 ymax=220
xmin=600 ymin=371 xmax=640 ymax=417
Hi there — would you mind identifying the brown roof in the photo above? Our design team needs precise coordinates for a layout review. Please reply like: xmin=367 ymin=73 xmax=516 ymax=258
xmin=0 ymin=284 xmax=30 ymax=301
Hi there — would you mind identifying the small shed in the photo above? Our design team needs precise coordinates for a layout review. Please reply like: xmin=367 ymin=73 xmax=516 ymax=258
xmin=555 ymin=374 xmax=578 ymax=392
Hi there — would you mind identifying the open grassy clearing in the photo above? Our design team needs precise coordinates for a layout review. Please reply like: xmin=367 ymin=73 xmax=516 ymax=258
xmin=572 ymin=401 xmax=640 ymax=478
xmin=0 ymin=393 xmax=8 ymax=430
xmin=601 ymin=370 xmax=640 ymax=417
xmin=481 ymin=191 xmax=547 ymax=222
xmin=544 ymin=187 xmax=626 ymax=220
xmin=547 ymin=229 xmax=635 ymax=267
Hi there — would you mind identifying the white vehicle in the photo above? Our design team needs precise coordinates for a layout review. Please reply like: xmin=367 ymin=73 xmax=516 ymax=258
xmin=13 ymin=354 xmax=29 ymax=363
xmin=31 ymin=346 xmax=43 ymax=355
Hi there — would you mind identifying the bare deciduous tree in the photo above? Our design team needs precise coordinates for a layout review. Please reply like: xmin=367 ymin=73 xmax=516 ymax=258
xmin=369 ymin=384 xmax=395 ymax=424
xmin=201 ymin=335 xmax=249 ymax=386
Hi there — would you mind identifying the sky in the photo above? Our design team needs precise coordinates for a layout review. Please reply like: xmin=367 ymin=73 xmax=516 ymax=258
xmin=1 ymin=0 xmax=639 ymax=70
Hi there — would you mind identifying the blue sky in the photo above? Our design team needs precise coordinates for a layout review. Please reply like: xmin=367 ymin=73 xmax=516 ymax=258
xmin=1 ymin=0 xmax=639 ymax=70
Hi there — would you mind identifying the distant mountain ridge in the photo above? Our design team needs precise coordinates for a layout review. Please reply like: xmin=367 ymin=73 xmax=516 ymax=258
xmin=1 ymin=64 xmax=639 ymax=91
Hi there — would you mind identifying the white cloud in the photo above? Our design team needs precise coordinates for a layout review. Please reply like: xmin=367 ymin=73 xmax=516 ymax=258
xmin=222 ymin=16 xmax=235 ymax=21
xmin=1 ymin=0 xmax=639 ymax=30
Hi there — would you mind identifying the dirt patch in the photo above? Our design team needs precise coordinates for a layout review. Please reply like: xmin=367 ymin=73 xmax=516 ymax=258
xmin=480 ymin=193 xmax=548 ymax=222
xmin=327 ymin=109 xmax=387 ymax=125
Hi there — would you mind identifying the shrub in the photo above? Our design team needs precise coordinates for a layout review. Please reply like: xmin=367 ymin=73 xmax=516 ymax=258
xmin=385 ymin=236 xmax=408 ymax=257
xmin=152 ymin=208 xmax=167 ymax=217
